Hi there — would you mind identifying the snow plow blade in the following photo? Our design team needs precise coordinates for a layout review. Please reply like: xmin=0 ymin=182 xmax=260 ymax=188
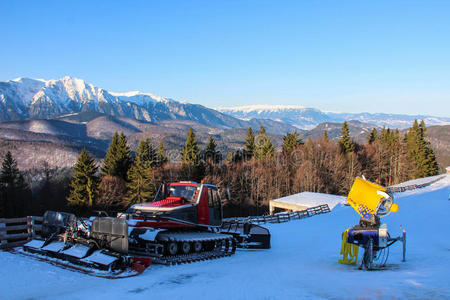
xmin=221 ymin=222 xmax=271 ymax=249
xmin=20 ymin=211 xmax=150 ymax=278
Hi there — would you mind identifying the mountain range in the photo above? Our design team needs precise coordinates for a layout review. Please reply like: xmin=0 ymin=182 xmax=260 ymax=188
xmin=1 ymin=76 xmax=449 ymax=132
xmin=0 ymin=76 xmax=448 ymax=170
xmin=217 ymin=105 xmax=450 ymax=130
xmin=0 ymin=77 xmax=297 ymax=134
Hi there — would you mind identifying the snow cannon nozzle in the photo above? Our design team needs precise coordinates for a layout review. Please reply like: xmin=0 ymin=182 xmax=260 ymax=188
xmin=347 ymin=177 xmax=398 ymax=222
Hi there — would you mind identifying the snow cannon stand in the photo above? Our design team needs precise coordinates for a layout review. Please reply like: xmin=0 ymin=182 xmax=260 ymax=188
xmin=339 ymin=178 xmax=406 ymax=270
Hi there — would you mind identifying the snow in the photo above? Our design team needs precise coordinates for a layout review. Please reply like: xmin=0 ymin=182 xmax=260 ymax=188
xmin=218 ymin=104 xmax=308 ymax=113
xmin=110 ymin=91 xmax=174 ymax=106
xmin=391 ymin=174 xmax=445 ymax=187
xmin=1 ymin=175 xmax=449 ymax=299
xmin=271 ymin=191 xmax=346 ymax=210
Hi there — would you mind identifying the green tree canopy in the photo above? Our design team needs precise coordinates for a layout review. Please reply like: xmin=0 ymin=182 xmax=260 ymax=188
xmin=367 ymin=128 xmax=378 ymax=144
xmin=67 ymin=149 xmax=99 ymax=214
xmin=338 ymin=122 xmax=354 ymax=154
xmin=282 ymin=131 xmax=303 ymax=155
xmin=244 ymin=127 xmax=255 ymax=160
xmin=101 ymin=132 xmax=132 ymax=180
xmin=322 ymin=130 xmax=329 ymax=142
xmin=255 ymin=125 xmax=275 ymax=160
xmin=406 ymin=120 xmax=438 ymax=177
xmin=203 ymin=136 xmax=221 ymax=164
xmin=181 ymin=127 xmax=200 ymax=165
xmin=135 ymin=138 xmax=157 ymax=169
xmin=0 ymin=151 xmax=28 ymax=217
xmin=156 ymin=141 xmax=169 ymax=167
xmin=125 ymin=138 xmax=157 ymax=205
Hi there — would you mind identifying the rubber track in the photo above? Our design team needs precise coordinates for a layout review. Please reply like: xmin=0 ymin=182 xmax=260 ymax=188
xmin=133 ymin=234 xmax=236 ymax=266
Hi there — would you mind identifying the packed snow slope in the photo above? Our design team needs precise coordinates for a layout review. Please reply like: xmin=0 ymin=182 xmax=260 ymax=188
xmin=1 ymin=175 xmax=449 ymax=300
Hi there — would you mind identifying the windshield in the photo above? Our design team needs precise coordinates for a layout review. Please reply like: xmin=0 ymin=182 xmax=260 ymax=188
xmin=154 ymin=184 xmax=200 ymax=203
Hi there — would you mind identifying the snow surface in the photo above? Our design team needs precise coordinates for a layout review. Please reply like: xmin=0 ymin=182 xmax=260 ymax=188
xmin=391 ymin=174 xmax=445 ymax=188
xmin=1 ymin=175 xmax=449 ymax=299
xmin=218 ymin=104 xmax=308 ymax=113
xmin=271 ymin=191 xmax=346 ymax=210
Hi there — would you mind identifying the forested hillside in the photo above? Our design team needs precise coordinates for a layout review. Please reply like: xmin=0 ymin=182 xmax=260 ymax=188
xmin=0 ymin=119 xmax=441 ymax=219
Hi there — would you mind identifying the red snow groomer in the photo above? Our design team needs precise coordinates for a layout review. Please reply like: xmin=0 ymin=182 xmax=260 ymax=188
xmin=127 ymin=181 xmax=271 ymax=263
xmin=20 ymin=181 xmax=270 ymax=277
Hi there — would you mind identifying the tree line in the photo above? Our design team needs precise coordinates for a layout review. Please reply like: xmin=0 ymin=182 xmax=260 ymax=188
xmin=0 ymin=120 xmax=440 ymax=218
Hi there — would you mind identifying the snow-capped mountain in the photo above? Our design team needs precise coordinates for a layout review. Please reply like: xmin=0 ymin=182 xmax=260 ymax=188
xmin=0 ymin=76 xmax=157 ymax=122
xmin=2 ymin=77 xmax=448 ymax=132
xmin=218 ymin=105 xmax=450 ymax=130
xmin=1 ymin=77 xmax=296 ymax=132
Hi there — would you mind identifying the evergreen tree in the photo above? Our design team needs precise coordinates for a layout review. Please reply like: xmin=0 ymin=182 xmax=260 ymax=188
xmin=0 ymin=152 xmax=23 ymax=185
xmin=135 ymin=138 xmax=157 ymax=168
xmin=101 ymin=132 xmax=132 ymax=181
xmin=322 ymin=130 xmax=329 ymax=142
xmin=255 ymin=126 xmax=275 ymax=160
xmin=338 ymin=122 xmax=354 ymax=154
xmin=243 ymin=127 xmax=255 ymax=160
xmin=67 ymin=149 xmax=98 ymax=214
xmin=156 ymin=141 xmax=169 ymax=167
xmin=0 ymin=151 xmax=28 ymax=217
xmin=282 ymin=131 xmax=303 ymax=155
xmin=125 ymin=138 xmax=157 ymax=205
xmin=406 ymin=120 xmax=438 ymax=177
xmin=203 ymin=136 xmax=221 ymax=164
xmin=367 ymin=128 xmax=378 ymax=144
xmin=226 ymin=149 xmax=243 ymax=163
xmin=181 ymin=127 xmax=200 ymax=165
xmin=101 ymin=132 xmax=119 ymax=175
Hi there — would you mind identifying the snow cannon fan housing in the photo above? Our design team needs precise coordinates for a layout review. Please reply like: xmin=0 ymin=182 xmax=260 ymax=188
xmin=346 ymin=177 xmax=398 ymax=223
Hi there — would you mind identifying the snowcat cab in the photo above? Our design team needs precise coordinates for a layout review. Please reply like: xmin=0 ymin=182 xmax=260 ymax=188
xmin=127 ymin=182 xmax=223 ymax=228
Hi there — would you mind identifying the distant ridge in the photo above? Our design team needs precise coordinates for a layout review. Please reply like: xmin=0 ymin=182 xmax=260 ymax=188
xmin=218 ymin=105 xmax=450 ymax=130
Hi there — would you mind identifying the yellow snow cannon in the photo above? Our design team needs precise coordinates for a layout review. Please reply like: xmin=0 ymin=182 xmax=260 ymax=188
xmin=339 ymin=177 xmax=405 ymax=270
xmin=346 ymin=177 xmax=398 ymax=223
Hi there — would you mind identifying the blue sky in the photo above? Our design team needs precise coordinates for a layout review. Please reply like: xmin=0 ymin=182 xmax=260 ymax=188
xmin=1 ymin=0 xmax=449 ymax=116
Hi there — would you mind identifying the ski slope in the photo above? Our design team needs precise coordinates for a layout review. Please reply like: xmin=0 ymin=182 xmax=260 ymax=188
xmin=1 ymin=175 xmax=449 ymax=299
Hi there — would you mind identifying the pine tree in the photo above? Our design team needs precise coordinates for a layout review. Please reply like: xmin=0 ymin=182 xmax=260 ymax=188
xmin=0 ymin=151 xmax=28 ymax=217
xmin=322 ymin=130 xmax=329 ymax=142
xmin=125 ymin=140 xmax=156 ymax=206
xmin=255 ymin=126 xmax=275 ymax=160
xmin=367 ymin=128 xmax=378 ymax=144
xmin=181 ymin=127 xmax=200 ymax=165
xmin=406 ymin=120 xmax=438 ymax=177
xmin=156 ymin=141 xmax=169 ymax=167
xmin=243 ymin=127 xmax=255 ymax=160
xmin=0 ymin=151 xmax=23 ymax=185
xmin=101 ymin=132 xmax=132 ymax=181
xmin=67 ymin=149 xmax=99 ymax=214
xmin=101 ymin=132 xmax=119 ymax=175
xmin=135 ymin=138 xmax=157 ymax=169
xmin=338 ymin=122 xmax=354 ymax=154
xmin=203 ymin=136 xmax=221 ymax=164
xmin=282 ymin=131 xmax=303 ymax=155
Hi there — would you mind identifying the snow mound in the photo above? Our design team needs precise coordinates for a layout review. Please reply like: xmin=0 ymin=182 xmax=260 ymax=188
xmin=271 ymin=191 xmax=346 ymax=210
xmin=391 ymin=174 xmax=446 ymax=188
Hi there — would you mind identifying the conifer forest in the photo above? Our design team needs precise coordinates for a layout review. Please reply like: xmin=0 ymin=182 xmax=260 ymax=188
xmin=0 ymin=120 xmax=440 ymax=218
